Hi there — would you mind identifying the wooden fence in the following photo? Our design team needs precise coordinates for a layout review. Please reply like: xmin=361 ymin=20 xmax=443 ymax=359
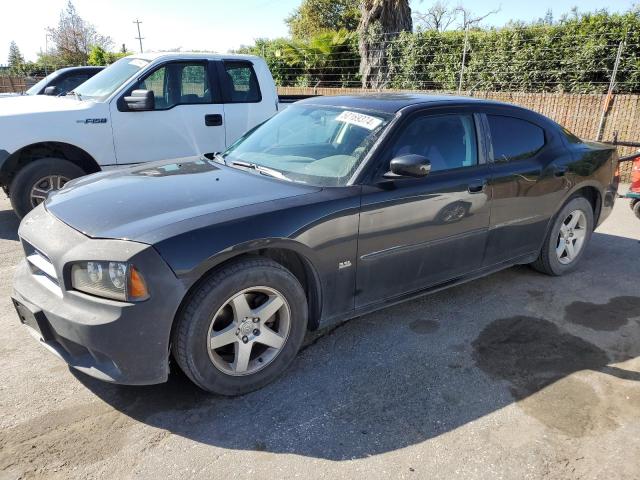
xmin=279 ymin=87 xmax=639 ymax=182
xmin=0 ymin=76 xmax=36 ymax=93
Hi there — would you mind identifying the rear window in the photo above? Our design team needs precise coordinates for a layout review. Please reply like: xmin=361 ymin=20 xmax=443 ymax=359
xmin=223 ymin=61 xmax=261 ymax=103
xmin=487 ymin=115 xmax=545 ymax=162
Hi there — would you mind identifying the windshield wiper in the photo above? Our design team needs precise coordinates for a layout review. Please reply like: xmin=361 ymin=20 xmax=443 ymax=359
xmin=213 ymin=153 xmax=227 ymax=165
xmin=65 ymin=90 xmax=82 ymax=100
xmin=230 ymin=160 xmax=289 ymax=180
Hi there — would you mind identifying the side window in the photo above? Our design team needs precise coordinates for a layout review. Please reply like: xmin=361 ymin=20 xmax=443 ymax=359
xmin=223 ymin=62 xmax=261 ymax=103
xmin=387 ymin=114 xmax=478 ymax=173
xmin=487 ymin=115 xmax=545 ymax=162
xmin=137 ymin=66 xmax=167 ymax=108
xmin=134 ymin=63 xmax=211 ymax=110
xmin=56 ymin=74 xmax=91 ymax=94
xmin=180 ymin=64 xmax=211 ymax=104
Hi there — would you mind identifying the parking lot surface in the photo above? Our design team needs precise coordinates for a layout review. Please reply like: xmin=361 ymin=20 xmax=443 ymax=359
xmin=0 ymin=191 xmax=639 ymax=480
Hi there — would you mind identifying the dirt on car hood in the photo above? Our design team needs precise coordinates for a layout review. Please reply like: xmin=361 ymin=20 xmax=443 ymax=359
xmin=45 ymin=156 xmax=319 ymax=242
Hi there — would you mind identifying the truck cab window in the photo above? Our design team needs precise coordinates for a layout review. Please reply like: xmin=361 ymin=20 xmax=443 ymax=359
xmin=135 ymin=63 xmax=211 ymax=110
xmin=223 ymin=62 xmax=261 ymax=103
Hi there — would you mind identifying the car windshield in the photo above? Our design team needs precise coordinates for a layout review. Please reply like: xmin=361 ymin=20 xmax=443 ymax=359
xmin=222 ymin=104 xmax=391 ymax=186
xmin=25 ymin=70 xmax=63 ymax=95
xmin=73 ymin=57 xmax=150 ymax=101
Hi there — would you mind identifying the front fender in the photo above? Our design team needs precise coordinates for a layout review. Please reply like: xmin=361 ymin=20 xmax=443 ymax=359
xmin=152 ymin=187 xmax=362 ymax=324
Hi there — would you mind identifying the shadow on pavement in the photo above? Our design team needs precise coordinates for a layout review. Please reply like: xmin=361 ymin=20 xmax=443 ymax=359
xmin=73 ymin=231 xmax=640 ymax=460
xmin=0 ymin=206 xmax=19 ymax=241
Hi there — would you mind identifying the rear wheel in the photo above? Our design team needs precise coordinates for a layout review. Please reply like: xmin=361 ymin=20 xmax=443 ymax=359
xmin=531 ymin=196 xmax=594 ymax=276
xmin=9 ymin=158 xmax=85 ymax=218
xmin=172 ymin=257 xmax=308 ymax=395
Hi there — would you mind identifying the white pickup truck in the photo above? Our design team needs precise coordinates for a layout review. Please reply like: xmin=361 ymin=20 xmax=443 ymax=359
xmin=0 ymin=52 xmax=292 ymax=217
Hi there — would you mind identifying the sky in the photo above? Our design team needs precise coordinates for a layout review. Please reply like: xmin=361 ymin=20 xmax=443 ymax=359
xmin=0 ymin=0 xmax=637 ymax=63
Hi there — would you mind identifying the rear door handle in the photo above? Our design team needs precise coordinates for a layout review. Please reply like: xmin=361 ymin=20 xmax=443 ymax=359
xmin=468 ymin=180 xmax=487 ymax=194
xmin=205 ymin=114 xmax=223 ymax=127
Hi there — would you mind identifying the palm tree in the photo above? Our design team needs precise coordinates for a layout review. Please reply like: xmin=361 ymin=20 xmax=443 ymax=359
xmin=281 ymin=29 xmax=359 ymax=87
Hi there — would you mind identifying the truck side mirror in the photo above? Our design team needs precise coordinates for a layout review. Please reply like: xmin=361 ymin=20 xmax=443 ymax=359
xmin=43 ymin=86 xmax=59 ymax=96
xmin=384 ymin=154 xmax=432 ymax=178
xmin=124 ymin=89 xmax=155 ymax=111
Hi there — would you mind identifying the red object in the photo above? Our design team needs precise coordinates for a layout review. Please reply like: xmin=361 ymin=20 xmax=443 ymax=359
xmin=632 ymin=156 xmax=640 ymax=193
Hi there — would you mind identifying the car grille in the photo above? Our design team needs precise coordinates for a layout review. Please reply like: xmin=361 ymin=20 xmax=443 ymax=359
xmin=21 ymin=239 xmax=61 ymax=293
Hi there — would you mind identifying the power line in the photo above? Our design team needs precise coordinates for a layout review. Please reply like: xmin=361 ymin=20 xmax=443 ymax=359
xmin=133 ymin=19 xmax=144 ymax=54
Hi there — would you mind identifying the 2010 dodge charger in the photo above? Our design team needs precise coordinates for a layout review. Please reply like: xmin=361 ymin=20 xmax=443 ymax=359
xmin=12 ymin=95 xmax=619 ymax=395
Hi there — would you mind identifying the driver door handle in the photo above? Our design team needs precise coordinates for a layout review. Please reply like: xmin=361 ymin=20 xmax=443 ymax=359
xmin=205 ymin=114 xmax=223 ymax=127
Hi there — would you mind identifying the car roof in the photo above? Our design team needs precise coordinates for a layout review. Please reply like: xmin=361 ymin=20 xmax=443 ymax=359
xmin=297 ymin=93 xmax=519 ymax=115
xmin=132 ymin=52 xmax=261 ymax=63
xmin=55 ymin=66 xmax=105 ymax=72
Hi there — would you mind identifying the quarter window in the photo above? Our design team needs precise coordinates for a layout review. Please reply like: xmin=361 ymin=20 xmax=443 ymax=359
xmin=387 ymin=114 xmax=478 ymax=173
xmin=487 ymin=115 xmax=545 ymax=162
xmin=223 ymin=62 xmax=261 ymax=103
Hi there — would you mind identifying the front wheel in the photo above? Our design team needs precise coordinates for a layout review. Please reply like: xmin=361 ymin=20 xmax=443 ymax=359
xmin=633 ymin=200 xmax=640 ymax=220
xmin=9 ymin=158 xmax=85 ymax=218
xmin=531 ymin=196 xmax=594 ymax=276
xmin=172 ymin=257 xmax=308 ymax=395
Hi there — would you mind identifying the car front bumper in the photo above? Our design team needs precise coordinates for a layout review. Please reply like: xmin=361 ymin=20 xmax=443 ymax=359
xmin=11 ymin=205 xmax=187 ymax=385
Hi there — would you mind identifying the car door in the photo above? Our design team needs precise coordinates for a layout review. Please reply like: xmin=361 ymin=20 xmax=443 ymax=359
xmin=109 ymin=61 xmax=225 ymax=165
xmin=481 ymin=111 xmax=571 ymax=265
xmin=356 ymin=108 xmax=491 ymax=308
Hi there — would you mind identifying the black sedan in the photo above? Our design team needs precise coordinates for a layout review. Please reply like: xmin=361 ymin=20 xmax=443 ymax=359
xmin=12 ymin=94 xmax=619 ymax=395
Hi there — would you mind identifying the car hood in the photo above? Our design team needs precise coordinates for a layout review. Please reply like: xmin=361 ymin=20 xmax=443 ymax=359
xmin=0 ymin=94 xmax=90 ymax=116
xmin=45 ymin=156 xmax=320 ymax=242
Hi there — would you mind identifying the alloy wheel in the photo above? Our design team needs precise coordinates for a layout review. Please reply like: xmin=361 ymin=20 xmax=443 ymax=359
xmin=207 ymin=286 xmax=291 ymax=376
xmin=29 ymin=175 xmax=70 ymax=207
xmin=556 ymin=209 xmax=587 ymax=264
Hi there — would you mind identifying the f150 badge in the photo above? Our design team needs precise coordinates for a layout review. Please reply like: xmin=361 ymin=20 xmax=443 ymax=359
xmin=76 ymin=118 xmax=107 ymax=124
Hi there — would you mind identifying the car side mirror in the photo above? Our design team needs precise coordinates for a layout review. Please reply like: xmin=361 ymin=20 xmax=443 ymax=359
xmin=384 ymin=154 xmax=432 ymax=178
xmin=43 ymin=86 xmax=59 ymax=96
xmin=124 ymin=89 xmax=155 ymax=111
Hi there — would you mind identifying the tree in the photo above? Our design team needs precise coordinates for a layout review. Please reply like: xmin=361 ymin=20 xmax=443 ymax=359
xmin=8 ymin=41 xmax=25 ymax=73
xmin=358 ymin=0 xmax=413 ymax=88
xmin=414 ymin=1 xmax=458 ymax=31
xmin=88 ymin=45 xmax=107 ymax=65
xmin=47 ymin=1 xmax=112 ymax=65
xmin=286 ymin=0 xmax=361 ymax=39
xmin=281 ymin=29 xmax=359 ymax=86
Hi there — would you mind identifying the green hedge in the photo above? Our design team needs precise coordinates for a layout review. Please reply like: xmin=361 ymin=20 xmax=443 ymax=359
xmin=240 ymin=9 xmax=640 ymax=93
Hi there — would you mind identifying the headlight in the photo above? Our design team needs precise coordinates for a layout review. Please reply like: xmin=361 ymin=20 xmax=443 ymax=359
xmin=70 ymin=261 xmax=149 ymax=301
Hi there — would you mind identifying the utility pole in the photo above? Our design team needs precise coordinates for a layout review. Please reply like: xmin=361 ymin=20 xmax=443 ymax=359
xmin=458 ymin=25 xmax=469 ymax=94
xmin=133 ymin=19 xmax=144 ymax=53
xmin=596 ymin=39 xmax=625 ymax=141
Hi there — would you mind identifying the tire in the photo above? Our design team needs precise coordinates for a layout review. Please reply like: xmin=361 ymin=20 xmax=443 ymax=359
xmin=531 ymin=196 xmax=594 ymax=276
xmin=633 ymin=200 xmax=640 ymax=220
xmin=172 ymin=257 xmax=308 ymax=395
xmin=9 ymin=157 xmax=86 ymax=219
xmin=630 ymin=199 xmax=638 ymax=211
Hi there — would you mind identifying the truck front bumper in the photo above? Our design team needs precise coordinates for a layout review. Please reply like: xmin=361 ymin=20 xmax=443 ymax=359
xmin=11 ymin=205 xmax=187 ymax=385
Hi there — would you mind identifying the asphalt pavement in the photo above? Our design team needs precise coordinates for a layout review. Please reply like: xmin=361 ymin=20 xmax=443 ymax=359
xmin=0 ymin=190 xmax=638 ymax=480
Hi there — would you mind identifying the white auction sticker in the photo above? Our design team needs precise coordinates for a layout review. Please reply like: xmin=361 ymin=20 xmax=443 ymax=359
xmin=336 ymin=111 xmax=383 ymax=130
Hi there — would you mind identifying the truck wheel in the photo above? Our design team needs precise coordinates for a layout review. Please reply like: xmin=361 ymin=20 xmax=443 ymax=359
xmin=9 ymin=158 xmax=85 ymax=218
xmin=172 ymin=257 xmax=308 ymax=395
xmin=531 ymin=196 xmax=594 ymax=276
xmin=633 ymin=200 xmax=640 ymax=220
